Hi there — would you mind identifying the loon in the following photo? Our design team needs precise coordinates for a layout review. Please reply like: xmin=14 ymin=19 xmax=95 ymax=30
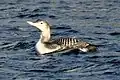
xmin=27 ymin=19 xmax=96 ymax=54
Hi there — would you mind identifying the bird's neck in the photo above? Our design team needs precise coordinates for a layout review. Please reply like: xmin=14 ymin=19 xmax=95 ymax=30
xmin=40 ymin=29 xmax=51 ymax=43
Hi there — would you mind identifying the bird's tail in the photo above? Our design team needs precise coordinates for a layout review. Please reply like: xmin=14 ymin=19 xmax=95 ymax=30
xmin=76 ymin=41 xmax=97 ymax=52
xmin=85 ymin=44 xmax=97 ymax=52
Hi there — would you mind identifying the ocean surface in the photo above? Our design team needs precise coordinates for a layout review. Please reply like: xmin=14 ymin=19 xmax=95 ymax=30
xmin=0 ymin=0 xmax=120 ymax=80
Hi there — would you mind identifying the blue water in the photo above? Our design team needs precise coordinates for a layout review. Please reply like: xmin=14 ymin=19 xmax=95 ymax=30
xmin=0 ymin=0 xmax=120 ymax=80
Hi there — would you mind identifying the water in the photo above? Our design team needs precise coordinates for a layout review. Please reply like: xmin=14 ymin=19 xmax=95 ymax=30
xmin=0 ymin=0 xmax=120 ymax=80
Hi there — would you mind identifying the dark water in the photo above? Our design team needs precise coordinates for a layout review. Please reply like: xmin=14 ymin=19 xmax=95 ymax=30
xmin=0 ymin=0 xmax=120 ymax=80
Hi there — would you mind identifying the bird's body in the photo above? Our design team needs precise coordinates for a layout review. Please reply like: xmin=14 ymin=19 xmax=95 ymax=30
xmin=27 ymin=20 xmax=96 ymax=54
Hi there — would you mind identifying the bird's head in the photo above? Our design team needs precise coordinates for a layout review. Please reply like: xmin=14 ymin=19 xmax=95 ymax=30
xmin=27 ymin=19 xmax=50 ymax=32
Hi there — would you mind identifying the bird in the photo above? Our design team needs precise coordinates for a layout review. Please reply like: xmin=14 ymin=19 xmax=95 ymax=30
xmin=27 ymin=19 xmax=96 ymax=54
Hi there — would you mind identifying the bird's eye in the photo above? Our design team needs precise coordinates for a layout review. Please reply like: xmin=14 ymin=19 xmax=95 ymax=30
xmin=41 ymin=23 xmax=43 ymax=24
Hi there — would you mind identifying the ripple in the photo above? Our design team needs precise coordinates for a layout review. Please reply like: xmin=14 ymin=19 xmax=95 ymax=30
xmin=32 ymin=9 xmax=40 ymax=12
xmin=54 ymin=27 xmax=71 ymax=29
xmin=8 ymin=27 xmax=20 ymax=31
xmin=16 ymin=14 xmax=28 ymax=18
xmin=52 ymin=24 xmax=71 ymax=30
xmin=28 ymin=14 xmax=42 ymax=18
xmin=109 ymin=32 xmax=120 ymax=36
xmin=94 ymin=32 xmax=106 ymax=34
xmin=67 ymin=30 xmax=78 ymax=33
xmin=28 ymin=69 xmax=50 ymax=73
xmin=28 ymin=14 xmax=47 ymax=18
xmin=49 ymin=15 xmax=56 ymax=19
xmin=38 ymin=1 xmax=51 ymax=4
xmin=103 ymin=71 xmax=115 ymax=75
xmin=0 ymin=42 xmax=18 ymax=51
xmin=13 ymin=41 xmax=35 ymax=50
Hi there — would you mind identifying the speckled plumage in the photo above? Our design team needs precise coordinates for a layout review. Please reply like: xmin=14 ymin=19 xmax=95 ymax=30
xmin=44 ymin=37 xmax=96 ymax=52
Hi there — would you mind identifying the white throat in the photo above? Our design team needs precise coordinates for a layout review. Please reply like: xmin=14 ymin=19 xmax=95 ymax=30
xmin=40 ymin=29 xmax=51 ymax=42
